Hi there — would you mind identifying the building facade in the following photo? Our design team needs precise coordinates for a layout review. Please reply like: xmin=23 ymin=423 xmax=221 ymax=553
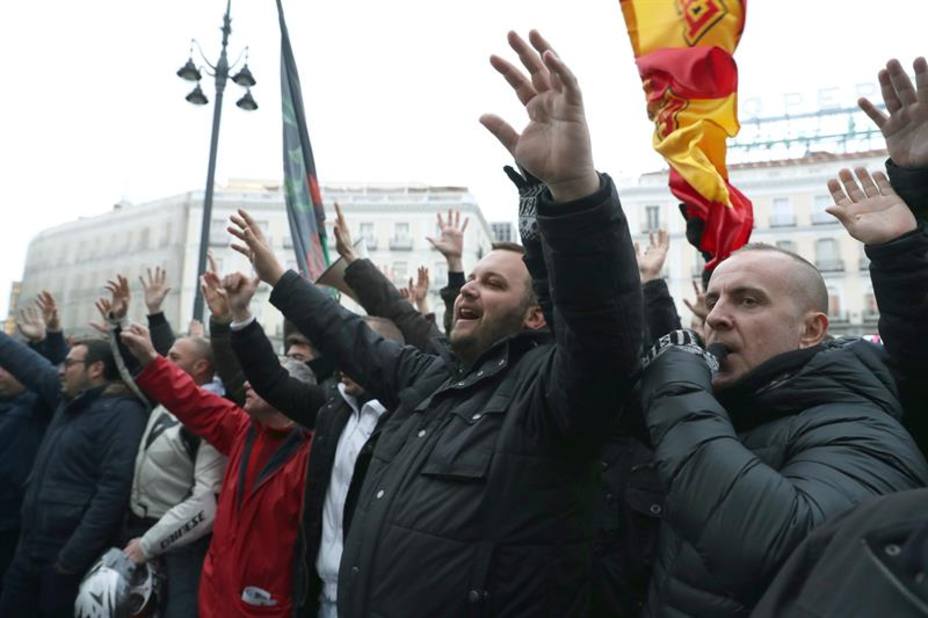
xmin=619 ymin=149 xmax=888 ymax=336
xmin=16 ymin=179 xmax=494 ymax=344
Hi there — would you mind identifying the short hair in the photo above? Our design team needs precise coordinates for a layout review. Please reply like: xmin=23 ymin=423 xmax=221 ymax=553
xmin=363 ymin=316 xmax=405 ymax=344
xmin=734 ymin=243 xmax=829 ymax=313
xmin=491 ymin=241 xmax=525 ymax=254
xmin=74 ymin=338 xmax=119 ymax=381
xmin=280 ymin=357 xmax=317 ymax=385
xmin=489 ymin=242 xmax=537 ymax=309
xmin=186 ymin=336 xmax=214 ymax=369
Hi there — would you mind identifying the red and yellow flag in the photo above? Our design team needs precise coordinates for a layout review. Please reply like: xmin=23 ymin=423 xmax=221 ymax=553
xmin=621 ymin=0 xmax=753 ymax=268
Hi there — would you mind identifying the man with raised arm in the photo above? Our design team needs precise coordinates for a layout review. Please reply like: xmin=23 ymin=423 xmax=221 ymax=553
xmin=227 ymin=30 xmax=642 ymax=617
xmin=637 ymin=57 xmax=928 ymax=618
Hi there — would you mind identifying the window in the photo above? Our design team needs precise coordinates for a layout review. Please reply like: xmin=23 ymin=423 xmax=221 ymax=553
xmin=138 ymin=227 xmax=150 ymax=251
xmin=392 ymin=261 xmax=408 ymax=285
xmin=209 ymin=219 xmax=228 ymax=245
xmin=863 ymin=291 xmax=879 ymax=320
xmin=775 ymin=239 xmax=797 ymax=254
xmin=812 ymin=195 xmax=834 ymax=224
xmin=859 ymin=245 xmax=870 ymax=271
xmin=815 ymin=238 xmax=843 ymax=271
xmin=769 ymin=198 xmax=795 ymax=227
xmin=827 ymin=286 xmax=843 ymax=319
xmin=433 ymin=261 xmax=448 ymax=287
xmin=644 ymin=205 xmax=660 ymax=232
xmin=283 ymin=235 xmax=294 ymax=249
xmin=360 ymin=222 xmax=376 ymax=250
xmin=390 ymin=222 xmax=413 ymax=250
xmin=161 ymin=222 xmax=173 ymax=247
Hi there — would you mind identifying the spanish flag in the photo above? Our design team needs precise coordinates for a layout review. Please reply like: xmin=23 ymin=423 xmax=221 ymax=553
xmin=621 ymin=0 xmax=753 ymax=268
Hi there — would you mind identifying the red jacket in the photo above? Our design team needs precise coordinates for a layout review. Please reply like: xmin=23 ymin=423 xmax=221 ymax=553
xmin=137 ymin=357 xmax=311 ymax=618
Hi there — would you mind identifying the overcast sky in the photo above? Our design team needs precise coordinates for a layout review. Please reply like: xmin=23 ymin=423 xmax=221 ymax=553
xmin=1 ymin=1 xmax=925 ymax=317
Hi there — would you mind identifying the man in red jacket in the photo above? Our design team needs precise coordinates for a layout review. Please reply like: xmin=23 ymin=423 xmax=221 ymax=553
xmin=120 ymin=323 xmax=314 ymax=618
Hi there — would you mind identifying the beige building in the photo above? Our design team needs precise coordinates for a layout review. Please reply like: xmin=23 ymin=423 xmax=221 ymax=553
xmin=619 ymin=149 xmax=888 ymax=336
xmin=16 ymin=179 xmax=494 ymax=344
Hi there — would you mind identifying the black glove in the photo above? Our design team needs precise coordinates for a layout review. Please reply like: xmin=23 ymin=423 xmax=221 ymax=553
xmin=641 ymin=329 xmax=722 ymax=375
xmin=504 ymin=165 xmax=545 ymax=244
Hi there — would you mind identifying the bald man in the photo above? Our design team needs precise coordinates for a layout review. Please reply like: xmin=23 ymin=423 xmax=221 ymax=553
xmin=638 ymin=243 xmax=928 ymax=617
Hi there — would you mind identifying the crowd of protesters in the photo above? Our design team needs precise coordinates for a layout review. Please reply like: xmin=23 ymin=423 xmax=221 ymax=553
xmin=1 ymin=30 xmax=928 ymax=618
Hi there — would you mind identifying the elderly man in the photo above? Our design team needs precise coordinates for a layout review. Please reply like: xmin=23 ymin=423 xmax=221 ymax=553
xmin=227 ymin=30 xmax=643 ymax=618
xmin=120 ymin=323 xmax=315 ymax=618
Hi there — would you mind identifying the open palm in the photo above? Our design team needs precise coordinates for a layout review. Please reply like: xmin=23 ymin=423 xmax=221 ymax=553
xmin=860 ymin=57 xmax=928 ymax=168
xmin=826 ymin=168 xmax=917 ymax=246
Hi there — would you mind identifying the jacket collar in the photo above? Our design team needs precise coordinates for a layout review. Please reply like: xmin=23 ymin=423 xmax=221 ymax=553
xmin=64 ymin=384 xmax=108 ymax=414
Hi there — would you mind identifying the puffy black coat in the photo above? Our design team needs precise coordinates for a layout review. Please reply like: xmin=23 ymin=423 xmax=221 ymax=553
xmin=271 ymin=175 xmax=643 ymax=618
xmin=0 ymin=332 xmax=147 ymax=574
xmin=641 ymin=338 xmax=928 ymax=617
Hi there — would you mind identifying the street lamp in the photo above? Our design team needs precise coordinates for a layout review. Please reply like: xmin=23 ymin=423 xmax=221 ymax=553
xmin=177 ymin=0 xmax=258 ymax=322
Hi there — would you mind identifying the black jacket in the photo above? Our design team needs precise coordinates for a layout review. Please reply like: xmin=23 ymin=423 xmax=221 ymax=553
xmin=270 ymin=175 xmax=643 ymax=618
xmin=0 ymin=389 xmax=48 ymax=532
xmin=0 ymin=332 xmax=147 ymax=573
xmin=751 ymin=488 xmax=928 ymax=618
xmin=749 ymin=166 xmax=928 ymax=618
xmin=641 ymin=279 xmax=682 ymax=346
xmin=641 ymin=338 xmax=928 ymax=617
xmin=508 ymin=165 xmax=663 ymax=616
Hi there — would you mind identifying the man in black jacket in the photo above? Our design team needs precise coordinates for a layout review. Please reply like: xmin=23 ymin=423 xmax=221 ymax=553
xmin=227 ymin=30 xmax=642 ymax=618
xmin=0 ymin=336 xmax=147 ymax=618
xmin=639 ymin=73 xmax=928 ymax=615
xmin=750 ymin=55 xmax=928 ymax=618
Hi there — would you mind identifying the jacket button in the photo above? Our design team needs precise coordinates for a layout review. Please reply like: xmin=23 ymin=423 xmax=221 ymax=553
xmin=885 ymin=544 xmax=901 ymax=556
xmin=417 ymin=429 xmax=427 ymax=438
xmin=605 ymin=493 xmax=615 ymax=503
xmin=351 ymin=566 xmax=359 ymax=575
xmin=471 ymin=413 xmax=482 ymax=421
xmin=468 ymin=590 xmax=482 ymax=603
xmin=477 ymin=370 xmax=485 ymax=377
xmin=600 ymin=460 xmax=609 ymax=470
xmin=649 ymin=504 xmax=663 ymax=515
xmin=376 ymin=489 xmax=385 ymax=499
xmin=497 ymin=359 xmax=505 ymax=366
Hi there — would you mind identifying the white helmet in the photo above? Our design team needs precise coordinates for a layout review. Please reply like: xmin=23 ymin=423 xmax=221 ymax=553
xmin=74 ymin=548 xmax=163 ymax=618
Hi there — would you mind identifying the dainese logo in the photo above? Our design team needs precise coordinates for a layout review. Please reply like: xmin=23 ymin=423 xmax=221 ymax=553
xmin=676 ymin=0 xmax=728 ymax=46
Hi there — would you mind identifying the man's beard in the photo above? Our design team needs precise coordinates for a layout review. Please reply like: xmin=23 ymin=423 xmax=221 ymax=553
xmin=450 ymin=306 xmax=527 ymax=365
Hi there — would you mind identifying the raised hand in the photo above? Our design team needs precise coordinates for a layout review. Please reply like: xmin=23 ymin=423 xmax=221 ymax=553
xmin=104 ymin=275 xmax=131 ymax=320
xmin=222 ymin=272 xmax=260 ymax=323
xmin=139 ymin=266 xmax=172 ymax=315
xmin=426 ymin=210 xmax=467 ymax=272
xmin=859 ymin=57 xmax=928 ymax=168
xmin=228 ymin=209 xmax=285 ymax=286
xmin=635 ymin=230 xmax=670 ymax=283
xmin=36 ymin=291 xmax=61 ymax=332
xmin=16 ymin=306 xmax=46 ymax=342
xmin=200 ymin=252 xmax=232 ymax=324
xmin=481 ymin=30 xmax=598 ymax=203
xmin=684 ymin=280 xmax=709 ymax=324
xmin=119 ymin=323 xmax=158 ymax=367
xmin=333 ymin=202 xmax=359 ymax=264
xmin=826 ymin=167 xmax=917 ymax=245
xmin=409 ymin=266 xmax=430 ymax=314
xmin=188 ymin=319 xmax=205 ymax=338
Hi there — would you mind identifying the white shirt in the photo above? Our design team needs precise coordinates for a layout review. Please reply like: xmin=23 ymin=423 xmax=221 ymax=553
xmin=316 ymin=383 xmax=386 ymax=604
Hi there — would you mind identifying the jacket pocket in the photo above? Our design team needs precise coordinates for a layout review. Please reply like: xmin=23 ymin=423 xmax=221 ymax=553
xmin=420 ymin=396 xmax=509 ymax=482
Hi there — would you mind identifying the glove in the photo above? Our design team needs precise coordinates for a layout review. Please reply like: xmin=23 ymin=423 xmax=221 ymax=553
xmin=504 ymin=165 xmax=545 ymax=244
xmin=641 ymin=329 xmax=722 ymax=376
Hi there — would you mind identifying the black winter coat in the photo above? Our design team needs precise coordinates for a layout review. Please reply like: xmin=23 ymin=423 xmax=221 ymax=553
xmin=0 ymin=332 xmax=147 ymax=574
xmin=641 ymin=338 xmax=928 ymax=617
xmin=270 ymin=175 xmax=643 ymax=618
xmin=0 ymin=390 xmax=48 ymax=532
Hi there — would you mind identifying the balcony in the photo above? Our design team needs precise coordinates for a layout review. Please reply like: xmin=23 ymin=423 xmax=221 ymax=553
xmin=389 ymin=236 xmax=413 ymax=250
xmin=362 ymin=236 xmax=378 ymax=251
xmin=859 ymin=258 xmax=870 ymax=271
xmin=828 ymin=312 xmax=849 ymax=323
xmin=863 ymin=311 xmax=880 ymax=323
xmin=816 ymin=260 xmax=845 ymax=273
xmin=812 ymin=211 xmax=837 ymax=225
